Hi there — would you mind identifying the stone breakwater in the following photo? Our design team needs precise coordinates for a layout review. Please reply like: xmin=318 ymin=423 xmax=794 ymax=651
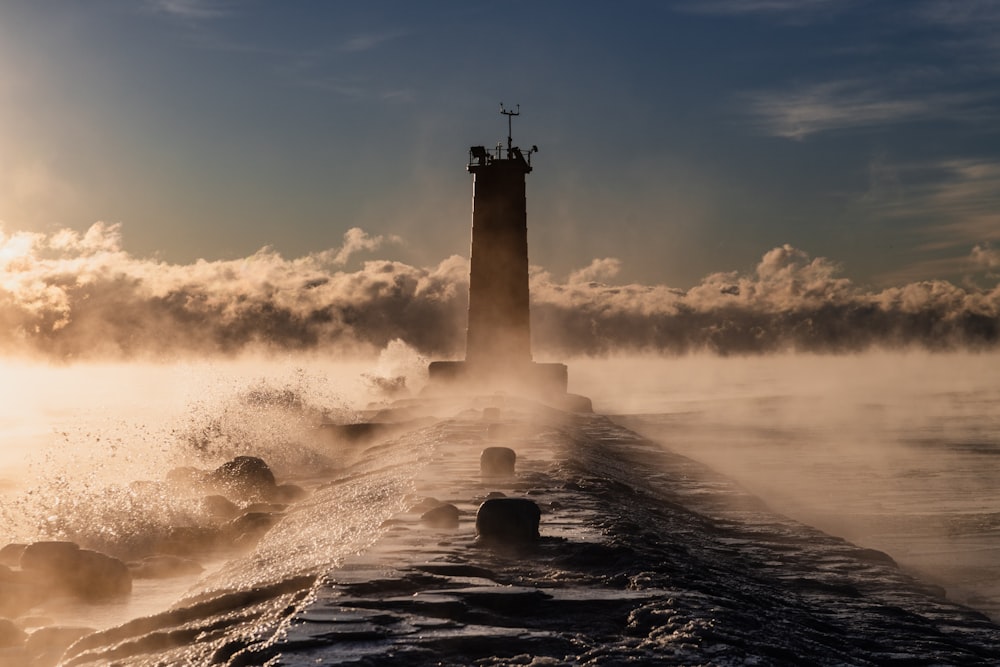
xmin=6 ymin=398 xmax=1000 ymax=666
xmin=275 ymin=403 xmax=1000 ymax=666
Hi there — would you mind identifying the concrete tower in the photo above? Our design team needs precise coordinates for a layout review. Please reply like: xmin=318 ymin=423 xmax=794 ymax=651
xmin=466 ymin=106 xmax=533 ymax=368
xmin=429 ymin=105 xmax=568 ymax=396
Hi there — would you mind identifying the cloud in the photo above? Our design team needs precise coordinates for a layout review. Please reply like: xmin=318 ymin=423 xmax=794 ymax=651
xmin=972 ymin=243 xmax=1000 ymax=275
xmin=859 ymin=157 xmax=1000 ymax=281
xmin=339 ymin=30 xmax=408 ymax=53
xmin=0 ymin=224 xmax=996 ymax=360
xmin=532 ymin=247 xmax=998 ymax=356
xmin=742 ymin=79 xmax=983 ymax=140
xmin=324 ymin=227 xmax=402 ymax=265
xmin=146 ymin=0 xmax=229 ymax=20
xmin=917 ymin=0 xmax=1000 ymax=28
xmin=676 ymin=0 xmax=849 ymax=20
xmin=568 ymin=258 xmax=622 ymax=284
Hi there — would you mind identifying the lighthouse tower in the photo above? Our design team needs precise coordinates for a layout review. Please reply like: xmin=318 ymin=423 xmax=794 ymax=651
xmin=466 ymin=104 xmax=533 ymax=369
xmin=428 ymin=105 xmax=569 ymax=397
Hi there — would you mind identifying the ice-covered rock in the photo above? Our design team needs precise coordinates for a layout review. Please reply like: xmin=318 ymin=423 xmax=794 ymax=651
xmin=475 ymin=498 xmax=541 ymax=543
xmin=421 ymin=503 xmax=460 ymax=529
xmin=481 ymin=446 xmax=516 ymax=477
xmin=210 ymin=456 xmax=277 ymax=501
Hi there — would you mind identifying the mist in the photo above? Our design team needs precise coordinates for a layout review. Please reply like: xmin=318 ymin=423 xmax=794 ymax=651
xmin=572 ymin=351 xmax=1000 ymax=614
xmin=1 ymin=223 xmax=997 ymax=362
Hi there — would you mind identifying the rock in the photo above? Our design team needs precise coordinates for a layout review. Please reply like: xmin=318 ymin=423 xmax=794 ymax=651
xmin=408 ymin=497 xmax=443 ymax=513
xmin=25 ymin=626 xmax=93 ymax=666
xmin=475 ymin=498 xmax=541 ymax=544
xmin=224 ymin=512 xmax=279 ymax=542
xmin=480 ymin=446 xmax=516 ymax=477
xmin=484 ymin=491 xmax=507 ymax=500
xmin=71 ymin=550 xmax=132 ymax=601
xmin=200 ymin=495 xmax=240 ymax=521
xmin=19 ymin=541 xmax=80 ymax=574
xmin=0 ymin=618 xmax=26 ymax=648
xmin=128 ymin=555 xmax=204 ymax=579
xmin=421 ymin=503 xmax=460 ymax=529
xmin=224 ymin=512 xmax=280 ymax=551
xmin=0 ymin=544 xmax=26 ymax=567
xmin=274 ymin=483 xmax=307 ymax=503
xmin=210 ymin=456 xmax=277 ymax=501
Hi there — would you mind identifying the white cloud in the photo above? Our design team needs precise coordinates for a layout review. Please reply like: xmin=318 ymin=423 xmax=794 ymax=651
xmin=0 ymin=226 xmax=996 ymax=358
xmin=325 ymin=227 xmax=402 ymax=266
xmin=972 ymin=243 xmax=1000 ymax=274
xmin=568 ymin=258 xmax=622 ymax=284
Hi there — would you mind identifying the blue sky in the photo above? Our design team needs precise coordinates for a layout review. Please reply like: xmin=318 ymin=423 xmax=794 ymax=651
xmin=2 ymin=0 xmax=998 ymax=289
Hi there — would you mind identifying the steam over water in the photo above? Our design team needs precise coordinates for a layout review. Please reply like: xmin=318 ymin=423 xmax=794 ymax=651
xmin=574 ymin=352 xmax=1000 ymax=619
xmin=2 ymin=227 xmax=1000 ymax=661
xmin=0 ymin=223 xmax=997 ymax=360
xmin=2 ymin=351 xmax=999 ymax=626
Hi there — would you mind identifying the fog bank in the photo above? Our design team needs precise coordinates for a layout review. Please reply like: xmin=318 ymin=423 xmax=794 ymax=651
xmin=1 ymin=224 xmax=997 ymax=360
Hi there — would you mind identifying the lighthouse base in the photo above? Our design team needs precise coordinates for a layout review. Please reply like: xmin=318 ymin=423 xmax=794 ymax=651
xmin=425 ymin=360 xmax=591 ymax=412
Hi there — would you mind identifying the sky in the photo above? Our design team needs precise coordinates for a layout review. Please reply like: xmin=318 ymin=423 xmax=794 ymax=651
xmin=1 ymin=0 xmax=999 ymax=293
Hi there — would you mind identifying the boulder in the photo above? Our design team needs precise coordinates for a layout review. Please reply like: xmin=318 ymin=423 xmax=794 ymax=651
xmin=421 ymin=503 xmax=460 ymax=529
xmin=274 ymin=483 xmax=307 ymax=503
xmin=200 ymin=495 xmax=240 ymax=521
xmin=480 ymin=447 xmax=516 ymax=477
xmin=408 ymin=497 xmax=443 ymax=513
xmin=17 ymin=541 xmax=131 ymax=602
xmin=72 ymin=550 xmax=132 ymax=600
xmin=0 ymin=544 xmax=26 ymax=567
xmin=224 ymin=512 xmax=279 ymax=542
xmin=19 ymin=541 xmax=81 ymax=574
xmin=128 ymin=555 xmax=204 ymax=579
xmin=210 ymin=456 xmax=277 ymax=501
xmin=475 ymin=498 xmax=541 ymax=544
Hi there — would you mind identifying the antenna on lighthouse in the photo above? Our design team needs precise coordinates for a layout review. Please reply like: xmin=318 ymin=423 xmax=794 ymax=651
xmin=500 ymin=102 xmax=520 ymax=157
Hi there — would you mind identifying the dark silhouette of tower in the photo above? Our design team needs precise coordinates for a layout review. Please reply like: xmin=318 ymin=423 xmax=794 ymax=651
xmin=466 ymin=105 xmax=533 ymax=369
xmin=428 ymin=105 xmax=570 ymax=398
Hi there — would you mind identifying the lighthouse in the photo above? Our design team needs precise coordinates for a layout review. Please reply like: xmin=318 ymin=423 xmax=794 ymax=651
xmin=428 ymin=105 xmax=571 ymax=399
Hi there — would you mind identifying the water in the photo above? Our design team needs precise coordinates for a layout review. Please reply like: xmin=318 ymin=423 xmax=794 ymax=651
xmin=1 ymin=350 xmax=999 ymax=664
xmin=570 ymin=351 xmax=1000 ymax=619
